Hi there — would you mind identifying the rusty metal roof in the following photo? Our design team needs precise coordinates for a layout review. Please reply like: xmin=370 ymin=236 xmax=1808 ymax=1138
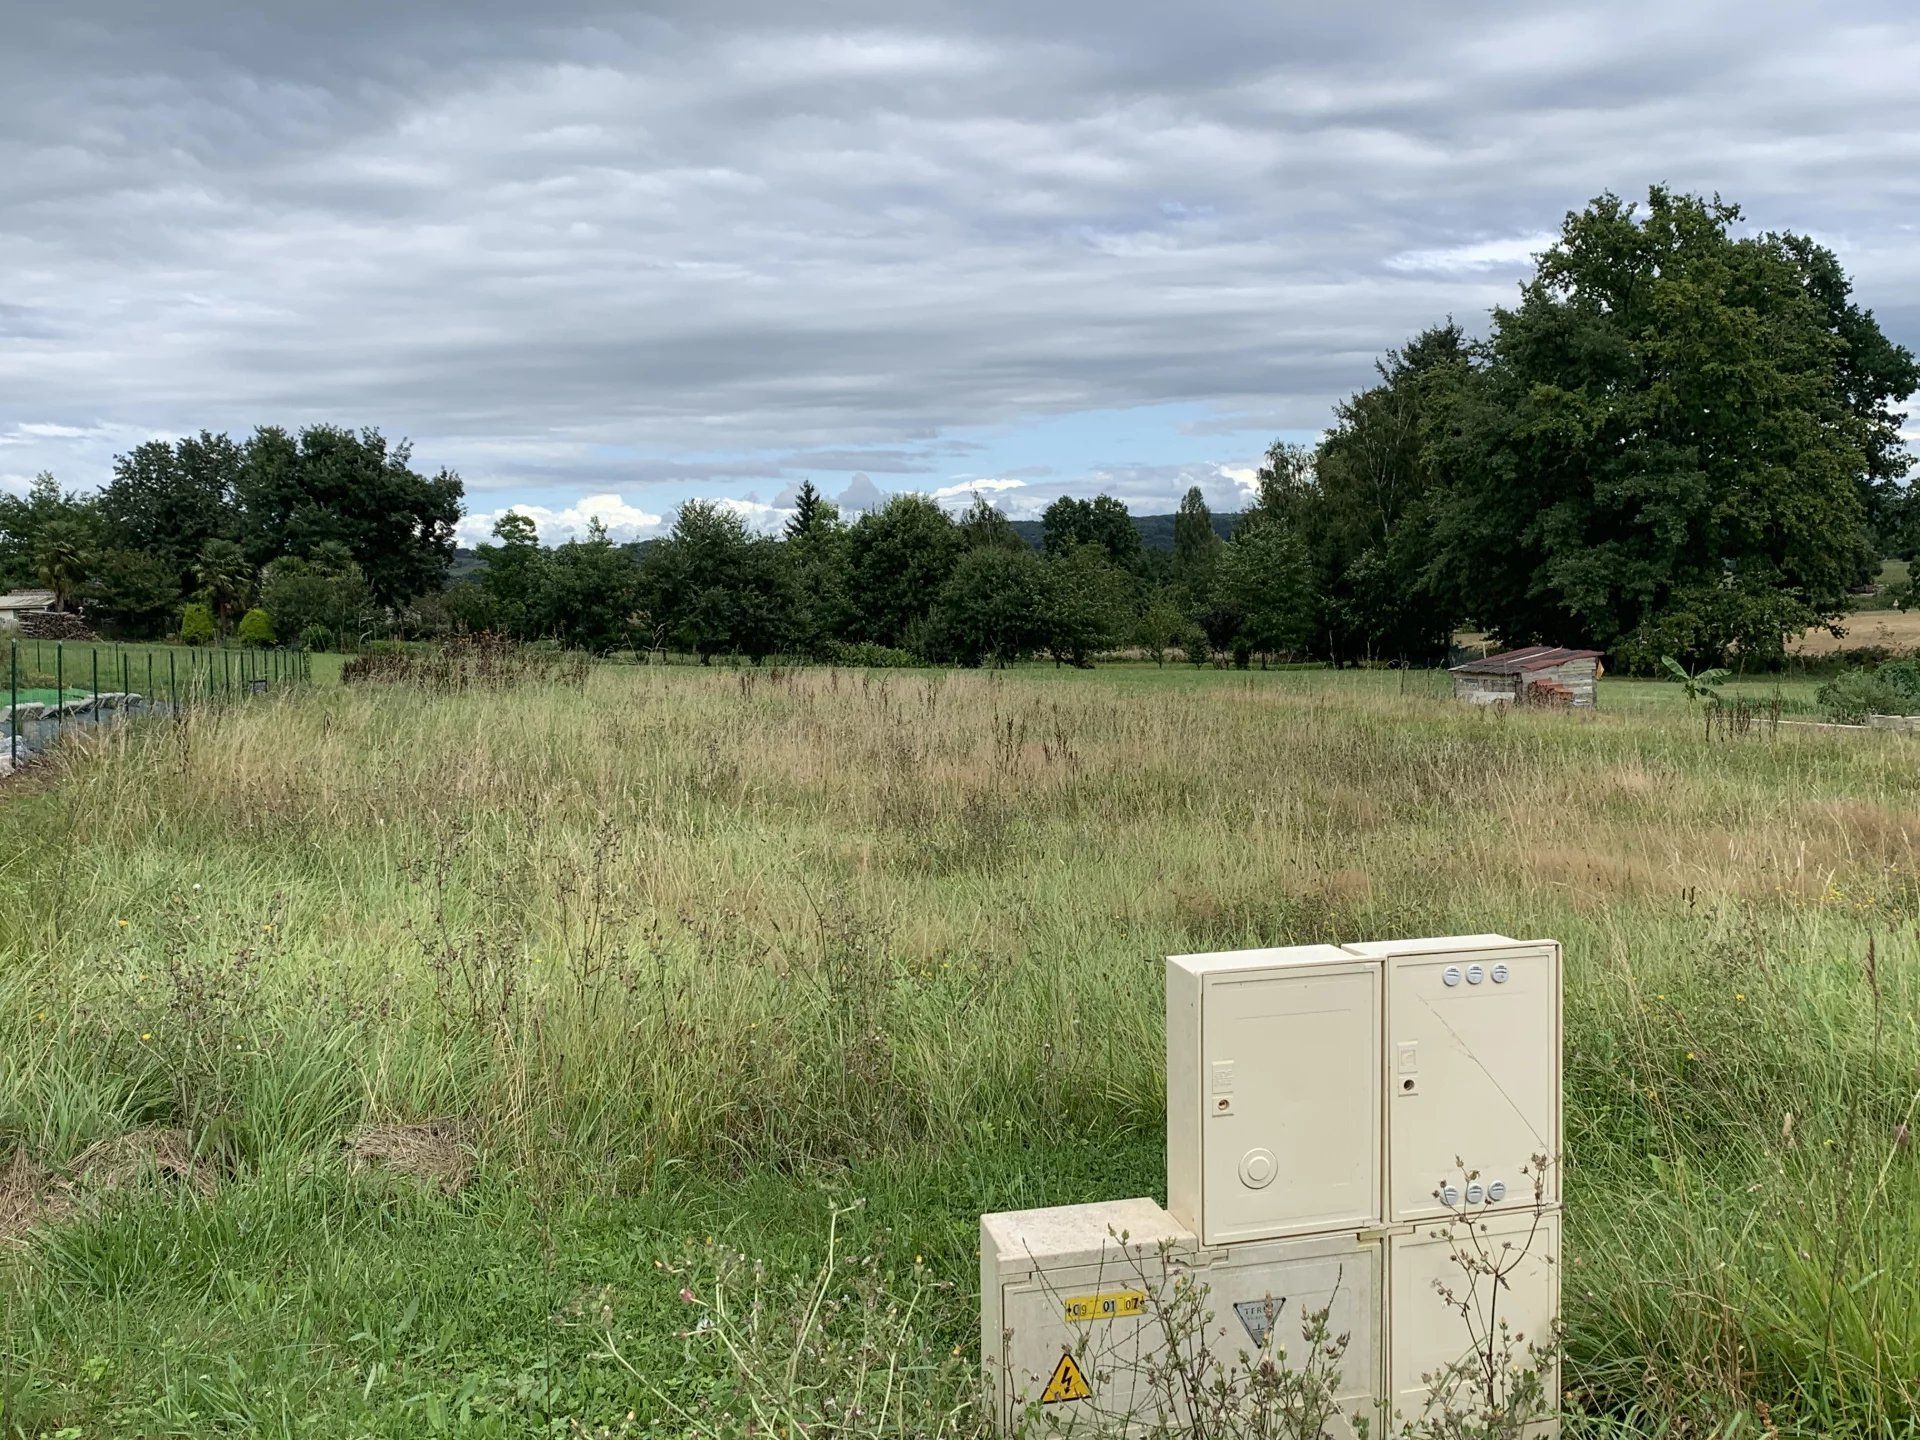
xmin=1450 ymin=645 xmax=1603 ymax=676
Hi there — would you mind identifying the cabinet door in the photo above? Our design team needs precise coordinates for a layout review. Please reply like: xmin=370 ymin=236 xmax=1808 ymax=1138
xmin=1201 ymin=964 xmax=1380 ymax=1244
xmin=1386 ymin=944 xmax=1560 ymax=1223
xmin=1201 ymin=1231 xmax=1383 ymax=1439
xmin=996 ymin=1258 xmax=1183 ymax=1434
xmin=1388 ymin=1212 xmax=1560 ymax=1436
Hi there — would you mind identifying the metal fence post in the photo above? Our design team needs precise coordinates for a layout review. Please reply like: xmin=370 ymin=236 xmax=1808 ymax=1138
xmin=91 ymin=648 xmax=99 ymax=720
xmin=169 ymin=649 xmax=177 ymax=713
xmin=55 ymin=642 xmax=62 ymax=704
xmin=9 ymin=638 xmax=17 ymax=770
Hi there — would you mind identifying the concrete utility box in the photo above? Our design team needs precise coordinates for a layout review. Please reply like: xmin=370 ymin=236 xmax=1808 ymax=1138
xmin=979 ymin=1198 xmax=1194 ymax=1433
xmin=1342 ymin=936 xmax=1562 ymax=1224
xmin=1166 ymin=945 xmax=1381 ymax=1246
xmin=1387 ymin=1210 xmax=1561 ymax=1432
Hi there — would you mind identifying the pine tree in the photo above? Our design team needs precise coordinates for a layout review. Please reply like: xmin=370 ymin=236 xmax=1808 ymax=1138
xmin=785 ymin=480 xmax=826 ymax=541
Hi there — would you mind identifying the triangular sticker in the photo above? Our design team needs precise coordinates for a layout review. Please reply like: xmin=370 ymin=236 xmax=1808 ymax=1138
xmin=1040 ymin=1352 xmax=1092 ymax=1404
xmin=1235 ymin=1297 xmax=1283 ymax=1349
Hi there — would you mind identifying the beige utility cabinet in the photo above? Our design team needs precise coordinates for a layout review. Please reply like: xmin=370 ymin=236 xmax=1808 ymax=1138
xmin=979 ymin=1198 xmax=1194 ymax=1433
xmin=1166 ymin=945 xmax=1382 ymax=1246
xmin=985 ymin=934 xmax=1562 ymax=1437
xmin=1386 ymin=1209 xmax=1561 ymax=1432
xmin=1343 ymin=936 xmax=1561 ymax=1224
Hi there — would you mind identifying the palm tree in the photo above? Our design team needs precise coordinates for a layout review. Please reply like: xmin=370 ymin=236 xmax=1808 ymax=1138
xmin=194 ymin=538 xmax=254 ymax=631
xmin=33 ymin=522 xmax=93 ymax=611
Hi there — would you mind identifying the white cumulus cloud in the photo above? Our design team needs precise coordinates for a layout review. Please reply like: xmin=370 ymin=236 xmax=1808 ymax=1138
xmin=460 ymin=493 xmax=665 ymax=546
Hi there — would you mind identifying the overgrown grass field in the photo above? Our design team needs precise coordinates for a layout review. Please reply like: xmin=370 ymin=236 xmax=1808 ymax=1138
xmin=1 ymin=663 xmax=1915 ymax=1437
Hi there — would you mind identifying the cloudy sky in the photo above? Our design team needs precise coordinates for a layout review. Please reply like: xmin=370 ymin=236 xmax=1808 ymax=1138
xmin=4 ymin=2 xmax=1917 ymax=543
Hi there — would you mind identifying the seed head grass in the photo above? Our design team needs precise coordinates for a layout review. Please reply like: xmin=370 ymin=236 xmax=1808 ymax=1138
xmin=0 ymin=662 xmax=1912 ymax=1436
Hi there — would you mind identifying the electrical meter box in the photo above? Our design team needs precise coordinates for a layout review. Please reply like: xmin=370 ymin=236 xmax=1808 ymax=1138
xmin=983 ymin=933 xmax=1563 ymax=1437
xmin=980 ymin=1198 xmax=1196 ymax=1433
xmin=1343 ymin=936 xmax=1561 ymax=1224
xmin=1166 ymin=945 xmax=1382 ymax=1246
xmin=1195 ymin=1229 xmax=1386 ymax=1439
xmin=1387 ymin=1210 xmax=1560 ymax=1435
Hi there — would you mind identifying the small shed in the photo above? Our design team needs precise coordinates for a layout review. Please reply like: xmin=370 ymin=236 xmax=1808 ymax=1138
xmin=1451 ymin=645 xmax=1603 ymax=708
xmin=0 ymin=590 xmax=55 ymax=632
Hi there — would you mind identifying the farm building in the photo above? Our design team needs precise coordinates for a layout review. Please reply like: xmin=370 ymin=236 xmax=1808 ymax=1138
xmin=1451 ymin=645 xmax=1603 ymax=707
xmin=0 ymin=590 xmax=55 ymax=632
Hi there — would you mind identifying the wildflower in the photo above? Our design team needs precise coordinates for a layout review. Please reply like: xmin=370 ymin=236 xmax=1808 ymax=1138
xmin=1734 ymin=992 xmax=1746 ymax=1002
xmin=262 ymin=924 xmax=274 ymax=934
xmin=1685 ymin=1052 xmax=1696 ymax=1061
xmin=678 ymin=1287 xmax=696 ymax=1303
xmin=140 ymin=1032 xmax=152 ymax=1042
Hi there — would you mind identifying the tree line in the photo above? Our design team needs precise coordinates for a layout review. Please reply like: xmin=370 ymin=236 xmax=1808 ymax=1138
xmin=455 ymin=188 xmax=1918 ymax=672
xmin=3 ymin=187 xmax=1912 ymax=671
xmin=0 ymin=426 xmax=462 ymax=648
xmin=445 ymin=483 xmax=1299 ymax=667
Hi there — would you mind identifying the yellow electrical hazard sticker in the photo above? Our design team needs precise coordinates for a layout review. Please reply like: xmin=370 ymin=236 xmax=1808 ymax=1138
xmin=1040 ymin=1352 xmax=1093 ymax=1404
xmin=1062 ymin=1288 xmax=1146 ymax=1323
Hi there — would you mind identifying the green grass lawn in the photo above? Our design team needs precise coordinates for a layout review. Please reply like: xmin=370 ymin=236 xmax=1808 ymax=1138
xmin=2 ymin=661 xmax=1915 ymax=1436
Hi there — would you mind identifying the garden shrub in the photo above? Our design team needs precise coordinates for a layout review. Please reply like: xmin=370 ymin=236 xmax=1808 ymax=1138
xmin=237 ymin=608 xmax=276 ymax=647
xmin=178 ymin=602 xmax=216 ymax=646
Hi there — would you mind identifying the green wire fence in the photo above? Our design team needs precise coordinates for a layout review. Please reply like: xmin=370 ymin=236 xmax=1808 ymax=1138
xmin=5 ymin=639 xmax=312 ymax=770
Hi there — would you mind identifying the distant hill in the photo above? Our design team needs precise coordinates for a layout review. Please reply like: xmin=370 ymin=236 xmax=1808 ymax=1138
xmin=447 ymin=510 xmax=1240 ymax=579
xmin=1008 ymin=511 xmax=1240 ymax=552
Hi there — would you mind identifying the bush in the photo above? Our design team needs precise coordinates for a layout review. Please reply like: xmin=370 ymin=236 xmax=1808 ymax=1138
xmin=1817 ymin=660 xmax=1920 ymax=722
xmin=236 ymin=608 xmax=276 ymax=647
xmin=178 ymin=602 xmax=216 ymax=646
xmin=299 ymin=624 xmax=335 ymax=653
xmin=258 ymin=551 xmax=376 ymax=647
xmin=817 ymin=640 xmax=925 ymax=669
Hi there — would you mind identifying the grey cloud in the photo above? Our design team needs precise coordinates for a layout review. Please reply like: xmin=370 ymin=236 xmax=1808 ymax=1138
xmin=1 ymin=1 xmax=1915 ymax=513
xmin=836 ymin=473 xmax=888 ymax=512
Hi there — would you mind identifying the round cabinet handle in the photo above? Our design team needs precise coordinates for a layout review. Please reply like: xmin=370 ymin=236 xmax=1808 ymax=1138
xmin=1465 ymin=1181 xmax=1485 ymax=1205
xmin=1440 ymin=1184 xmax=1461 ymax=1207
xmin=1491 ymin=963 xmax=1510 ymax=984
xmin=1466 ymin=964 xmax=1485 ymax=985
xmin=1239 ymin=1148 xmax=1277 ymax=1189
xmin=1442 ymin=966 xmax=1462 ymax=987
xmin=1487 ymin=1180 xmax=1508 ymax=1202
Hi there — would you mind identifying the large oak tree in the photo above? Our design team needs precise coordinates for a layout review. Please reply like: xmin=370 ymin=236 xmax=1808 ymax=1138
xmin=1426 ymin=188 xmax=1916 ymax=668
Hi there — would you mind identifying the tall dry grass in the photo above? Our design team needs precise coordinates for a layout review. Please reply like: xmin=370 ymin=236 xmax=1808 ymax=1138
xmin=2 ymin=662 xmax=1917 ymax=1435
